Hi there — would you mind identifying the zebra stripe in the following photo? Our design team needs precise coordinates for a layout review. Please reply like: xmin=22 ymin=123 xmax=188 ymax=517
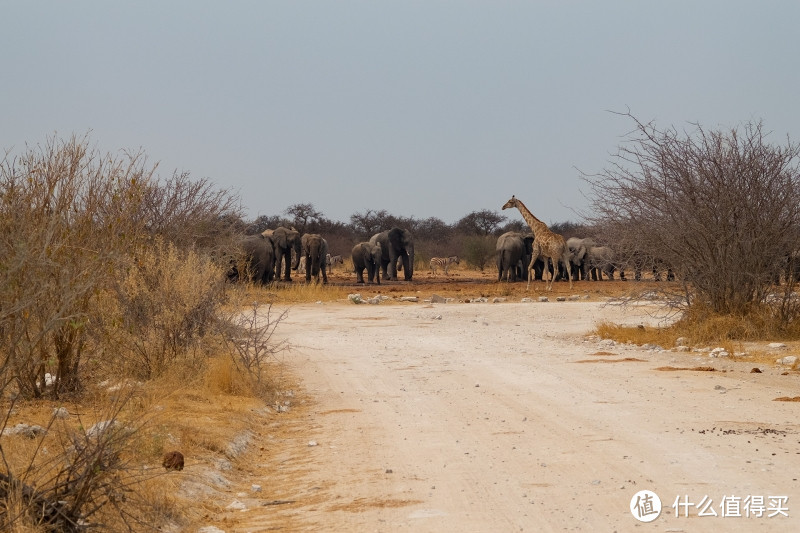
xmin=429 ymin=255 xmax=460 ymax=275
xmin=326 ymin=254 xmax=343 ymax=273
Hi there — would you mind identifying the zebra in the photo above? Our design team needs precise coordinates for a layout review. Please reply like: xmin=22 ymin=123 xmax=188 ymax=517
xmin=326 ymin=253 xmax=343 ymax=274
xmin=429 ymin=255 xmax=460 ymax=276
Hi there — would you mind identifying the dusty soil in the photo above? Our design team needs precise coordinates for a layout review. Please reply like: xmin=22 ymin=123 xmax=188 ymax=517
xmin=202 ymin=273 xmax=800 ymax=532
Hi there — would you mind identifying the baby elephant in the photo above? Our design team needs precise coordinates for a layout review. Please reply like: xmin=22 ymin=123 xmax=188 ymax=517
xmin=352 ymin=241 xmax=381 ymax=284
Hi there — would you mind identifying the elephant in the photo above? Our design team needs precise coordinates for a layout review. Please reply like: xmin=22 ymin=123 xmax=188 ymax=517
xmin=566 ymin=237 xmax=596 ymax=281
xmin=585 ymin=245 xmax=618 ymax=280
xmin=369 ymin=227 xmax=414 ymax=281
xmin=352 ymin=241 xmax=382 ymax=284
xmin=301 ymin=233 xmax=329 ymax=284
xmin=267 ymin=226 xmax=301 ymax=282
xmin=496 ymin=232 xmax=526 ymax=282
xmin=237 ymin=233 xmax=276 ymax=284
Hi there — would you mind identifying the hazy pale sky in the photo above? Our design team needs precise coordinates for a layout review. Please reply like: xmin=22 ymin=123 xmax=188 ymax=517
xmin=3 ymin=1 xmax=799 ymax=225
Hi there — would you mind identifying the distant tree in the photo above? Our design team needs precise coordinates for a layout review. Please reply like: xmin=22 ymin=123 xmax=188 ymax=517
xmin=246 ymin=214 xmax=285 ymax=235
xmin=285 ymin=203 xmax=323 ymax=233
xmin=349 ymin=209 xmax=394 ymax=239
xmin=498 ymin=220 xmax=528 ymax=235
xmin=462 ymin=235 xmax=496 ymax=271
xmin=550 ymin=221 xmax=583 ymax=238
xmin=414 ymin=217 xmax=453 ymax=245
xmin=586 ymin=113 xmax=800 ymax=318
xmin=456 ymin=210 xmax=506 ymax=236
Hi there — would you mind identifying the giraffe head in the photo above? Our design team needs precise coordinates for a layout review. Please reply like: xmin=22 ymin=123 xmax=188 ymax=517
xmin=501 ymin=195 xmax=518 ymax=210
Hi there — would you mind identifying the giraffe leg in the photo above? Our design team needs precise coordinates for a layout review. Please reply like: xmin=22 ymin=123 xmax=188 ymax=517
xmin=563 ymin=251 xmax=573 ymax=289
xmin=526 ymin=255 xmax=537 ymax=291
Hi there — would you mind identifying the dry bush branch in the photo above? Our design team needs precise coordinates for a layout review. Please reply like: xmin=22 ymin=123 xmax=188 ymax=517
xmin=0 ymin=389 xmax=167 ymax=532
xmin=585 ymin=114 xmax=800 ymax=321
xmin=218 ymin=301 xmax=289 ymax=397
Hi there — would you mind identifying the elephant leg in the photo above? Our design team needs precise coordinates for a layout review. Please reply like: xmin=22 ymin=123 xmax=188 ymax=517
xmin=284 ymin=254 xmax=293 ymax=281
xmin=402 ymin=255 xmax=412 ymax=281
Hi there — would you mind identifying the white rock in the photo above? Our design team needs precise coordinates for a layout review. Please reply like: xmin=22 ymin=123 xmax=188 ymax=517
xmin=225 ymin=500 xmax=247 ymax=510
xmin=777 ymin=356 xmax=798 ymax=366
xmin=709 ymin=347 xmax=730 ymax=358
xmin=769 ymin=342 xmax=788 ymax=349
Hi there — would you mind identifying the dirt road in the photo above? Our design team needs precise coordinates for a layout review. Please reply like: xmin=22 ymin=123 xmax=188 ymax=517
xmin=231 ymin=298 xmax=800 ymax=532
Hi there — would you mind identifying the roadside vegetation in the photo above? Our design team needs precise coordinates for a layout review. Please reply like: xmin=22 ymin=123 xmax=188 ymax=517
xmin=0 ymin=136 xmax=284 ymax=531
xmin=584 ymin=114 xmax=800 ymax=347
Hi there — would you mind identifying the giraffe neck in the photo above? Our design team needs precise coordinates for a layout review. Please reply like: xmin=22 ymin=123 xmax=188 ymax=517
xmin=515 ymin=198 xmax=549 ymax=235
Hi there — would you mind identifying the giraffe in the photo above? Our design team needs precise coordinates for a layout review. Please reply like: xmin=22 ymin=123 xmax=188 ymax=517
xmin=501 ymin=195 xmax=572 ymax=291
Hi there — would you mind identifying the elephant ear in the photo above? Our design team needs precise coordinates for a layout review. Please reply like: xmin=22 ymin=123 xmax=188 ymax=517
xmin=273 ymin=229 xmax=287 ymax=248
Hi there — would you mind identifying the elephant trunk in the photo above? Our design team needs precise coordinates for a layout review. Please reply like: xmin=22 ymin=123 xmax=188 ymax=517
xmin=405 ymin=244 xmax=414 ymax=281
xmin=292 ymin=242 xmax=301 ymax=270
xmin=310 ymin=246 xmax=321 ymax=278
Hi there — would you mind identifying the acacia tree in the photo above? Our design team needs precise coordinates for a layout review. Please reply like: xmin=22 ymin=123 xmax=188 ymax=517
xmin=285 ymin=202 xmax=323 ymax=233
xmin=586 ymin=114 xmax=800 ymax=316
xmin=456 ymin=209 xmax=506 ymax=236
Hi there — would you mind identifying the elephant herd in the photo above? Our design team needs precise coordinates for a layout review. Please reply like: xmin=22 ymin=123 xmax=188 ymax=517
xmin=235 ymin=226 xmax=328 ymax=284
xmin=236 ymin=225 xmax=642 ymax=287
xmin=234 ymin=226 xmax=415 ymax=286
xmin=495 ymin=232 xmax=624 ymax=283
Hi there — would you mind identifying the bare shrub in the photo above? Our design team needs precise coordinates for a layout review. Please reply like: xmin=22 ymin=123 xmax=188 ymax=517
xmin=0 ymin=392 xmax=165 ymax=532
xmin=0 ymin=135 xmax=152 ymax=399
xmin=139 ymin=171 xmax=243 ymax=254
xmin=218 ymin=301 xmax=288 ymax=398
xmin=98 ymin=239 xmax=228 ymax=380
xmin=585 ymin=114 xmax=800 ymax=320
xmin=0 ymin=134 xmax=248 ymax=398
xmin=462 ymin=235 xmax=496 ymax=271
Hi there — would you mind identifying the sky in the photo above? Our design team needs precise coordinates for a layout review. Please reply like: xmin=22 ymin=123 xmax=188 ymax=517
xmin=2 ymin=1 xmax=799 ymax=226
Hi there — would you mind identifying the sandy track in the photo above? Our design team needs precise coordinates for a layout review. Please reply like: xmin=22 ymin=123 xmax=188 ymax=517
xmin=232 ymin=299 xmax=800 ymax=532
